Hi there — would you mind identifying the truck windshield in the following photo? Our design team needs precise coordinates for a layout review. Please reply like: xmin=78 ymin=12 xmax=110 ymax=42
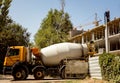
xmin=8 ymin=48 xmax=20 ymax=56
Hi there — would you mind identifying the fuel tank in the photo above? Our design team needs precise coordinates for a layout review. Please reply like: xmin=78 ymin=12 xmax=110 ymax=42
xmin=40 ymin=42 xmax=88 ymax=66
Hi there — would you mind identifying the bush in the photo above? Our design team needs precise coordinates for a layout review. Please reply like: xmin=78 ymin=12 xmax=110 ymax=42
xmin=99 ymin=53 xmax=120 ymax=83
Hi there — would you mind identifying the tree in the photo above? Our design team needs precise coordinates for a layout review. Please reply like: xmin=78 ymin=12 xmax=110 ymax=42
xmin=0 ymin=23 xmax=30 ymax=54
xmin=34 ymin=9 xmax=73 ymax=48
xmin=0 ymin=0 xmax=12 ymax=30
xmin=0 ymin=23 xmax=30 ymax=46
xmin=0 ymin=23 xmax=30 ymax=73
xmin=0 ymin=0 xmax=12 ymax=73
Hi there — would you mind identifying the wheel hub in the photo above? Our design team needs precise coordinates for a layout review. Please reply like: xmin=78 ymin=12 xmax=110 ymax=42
xmin=36 ymin=72 xmax=42 ymax=77
xmin=16 ymin=72 xmax=22 ymax=78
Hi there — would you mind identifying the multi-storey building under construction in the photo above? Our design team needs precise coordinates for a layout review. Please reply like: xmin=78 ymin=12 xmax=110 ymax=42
xmin=69 ymin=18 xmax=120 ymax=55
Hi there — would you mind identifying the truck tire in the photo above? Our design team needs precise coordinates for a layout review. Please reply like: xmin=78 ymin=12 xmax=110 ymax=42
xmin=12 ymin=67 xmax=27 ymax=80
xmin=12 ymin=62 xmax=29 ymax=80
xmin=33 ymin=68 xmax=45 ymax=80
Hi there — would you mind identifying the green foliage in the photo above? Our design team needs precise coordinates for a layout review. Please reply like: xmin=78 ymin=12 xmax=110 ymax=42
xmin=0 ymin=23 xmax=30 ymax=46
xmin=35 ymin=9 xmax=73 ymax=48
xmin=0 ymin=0 xmax=30 ymax=47
xmin=0 ymin=23 xmax=30 ymax=73
xmin=0 ymin=0 xmax=12 ymax=73
xmin=99 ymin=53 xmax=120 ymax=83
xmin=0 ymin=0 xmax=12 ymax=30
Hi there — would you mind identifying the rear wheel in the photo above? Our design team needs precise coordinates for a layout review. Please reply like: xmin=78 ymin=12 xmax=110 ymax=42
xmin=13 ymin=68 xmax=27 ymax=80
xmin=33 ymin=68 xmax=45 ymax=80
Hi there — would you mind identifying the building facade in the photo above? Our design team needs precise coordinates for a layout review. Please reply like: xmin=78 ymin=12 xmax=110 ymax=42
xmin=69 ymin=18 xmax=120 ymax=55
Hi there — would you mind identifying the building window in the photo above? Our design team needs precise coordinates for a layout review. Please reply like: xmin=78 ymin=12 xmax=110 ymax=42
xmin=110 ymin=39 xmax=120 ymax=51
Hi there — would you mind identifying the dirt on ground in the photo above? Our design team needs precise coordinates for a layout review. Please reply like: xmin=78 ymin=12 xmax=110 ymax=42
xmin=0 ymin=75 xmax=108 ymax=83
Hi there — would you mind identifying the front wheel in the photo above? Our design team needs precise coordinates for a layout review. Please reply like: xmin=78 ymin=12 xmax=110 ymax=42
xmin=33 ymin=68 xmax=45 ymax=80
xmin=12 ymin=68 xmax=27 ymax=80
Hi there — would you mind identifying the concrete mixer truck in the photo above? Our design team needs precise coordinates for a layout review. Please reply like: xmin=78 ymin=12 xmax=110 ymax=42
xmin=3 ymin=42 xmax=95 ymax=80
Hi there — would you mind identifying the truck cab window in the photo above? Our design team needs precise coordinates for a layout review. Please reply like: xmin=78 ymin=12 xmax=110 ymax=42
xmin=8 ymin=49 xmax=19 ymax=56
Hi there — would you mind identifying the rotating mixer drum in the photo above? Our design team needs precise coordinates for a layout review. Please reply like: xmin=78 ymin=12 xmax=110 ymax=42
xmin=40 ymin=43 xmax=88 ymax=66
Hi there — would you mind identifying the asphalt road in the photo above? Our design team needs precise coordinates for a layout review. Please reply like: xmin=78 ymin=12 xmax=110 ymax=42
xmin=0 ymin=75 xmax=108 ymax=83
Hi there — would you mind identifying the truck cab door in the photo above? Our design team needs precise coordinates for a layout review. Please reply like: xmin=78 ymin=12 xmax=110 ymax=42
xmin=4 ymin=48 xmax=20 ymax=67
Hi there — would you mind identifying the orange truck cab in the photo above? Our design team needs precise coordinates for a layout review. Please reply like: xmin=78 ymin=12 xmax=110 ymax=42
xmin=3 ymin=46 xmax=44 ymax=80
xmin=3 ymin=46 xmax=28 ymax=74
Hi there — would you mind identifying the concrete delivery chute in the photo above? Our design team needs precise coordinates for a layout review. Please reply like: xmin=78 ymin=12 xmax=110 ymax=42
xmin=3 ymin=42 xmax=95 ymax=80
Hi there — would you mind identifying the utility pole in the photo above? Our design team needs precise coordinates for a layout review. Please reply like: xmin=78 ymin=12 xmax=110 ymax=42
xmin=61 ymin=0 xmax=65 ymax=12
xmin=105 ymin=11 xmax=110 ymax=53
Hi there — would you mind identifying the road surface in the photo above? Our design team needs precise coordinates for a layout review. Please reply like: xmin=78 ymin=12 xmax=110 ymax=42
xmin=0 ymin=75 xmax=108 ymax=83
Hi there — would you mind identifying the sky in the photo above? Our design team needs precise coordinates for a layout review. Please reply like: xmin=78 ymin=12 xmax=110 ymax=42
xmin=9 ymin=0 xmax=120 ymax=42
